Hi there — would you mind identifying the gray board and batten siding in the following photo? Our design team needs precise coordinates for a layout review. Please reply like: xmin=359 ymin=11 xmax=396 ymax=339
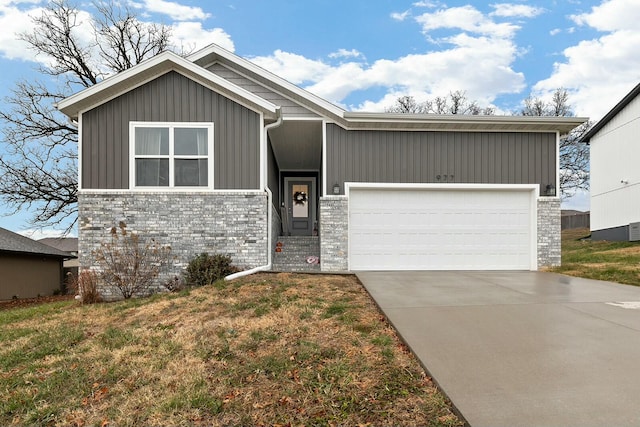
xmin=325 ymin=124 xmax=557 ymax=194
xmin=81 ymin=71 xmax=261 ymax=190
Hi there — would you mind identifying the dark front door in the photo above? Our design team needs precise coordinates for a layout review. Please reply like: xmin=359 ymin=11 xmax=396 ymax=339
xmin=286 ymin=178 xmax=315 ymax=236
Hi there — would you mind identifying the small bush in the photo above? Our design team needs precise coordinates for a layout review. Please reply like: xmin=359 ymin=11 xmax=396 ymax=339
xmin=183 ymin=253 xmax=239 ymax=287
xmin=164 ymin=276 xmax=185 ymax=293
xmin=93 ymin=222 xmax=171 ymax=299
xmin=71 ymin=270 xmax=102 ymax=304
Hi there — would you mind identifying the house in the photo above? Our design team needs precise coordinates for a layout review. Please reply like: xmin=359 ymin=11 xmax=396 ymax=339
xmin=39 ymin=237 xmax=79 ymax=284
xmin=57 ymin=43 xmax=586 ymax=299
xmin=0 ymin=227 xmax=71 ymax=300
xmin=580 ymin=82 xmax=640 ymax=241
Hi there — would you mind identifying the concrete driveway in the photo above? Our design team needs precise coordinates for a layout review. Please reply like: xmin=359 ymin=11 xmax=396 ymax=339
xmin=357 ymin=271 xmax=640 ymax=427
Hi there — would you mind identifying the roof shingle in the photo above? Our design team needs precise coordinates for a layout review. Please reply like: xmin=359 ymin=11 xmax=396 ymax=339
xmin=0 ymin=227 xmax=71 ymax=258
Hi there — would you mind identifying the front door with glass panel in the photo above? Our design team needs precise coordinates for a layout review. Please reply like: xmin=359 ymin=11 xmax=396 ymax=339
xmin=285 ymin=178 xmax=315 ymax=236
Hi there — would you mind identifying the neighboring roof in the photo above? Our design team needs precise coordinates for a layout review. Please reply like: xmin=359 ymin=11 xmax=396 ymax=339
xmin=56 ymin=51 xmax=278 ymax=120
xmin=0 ymin=228 xmax=70 ymax=258
xmin=580 ymin=82 xmax=640 ymax=143
xmin=39 ymin=237 xmax=78 ymax=254
xmin=57 ymin=43 xmax=588 ymax=135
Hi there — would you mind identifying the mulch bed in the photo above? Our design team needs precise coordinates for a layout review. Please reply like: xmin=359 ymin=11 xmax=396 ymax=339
xmin=0 ymin=294 xmax=75 ymax=311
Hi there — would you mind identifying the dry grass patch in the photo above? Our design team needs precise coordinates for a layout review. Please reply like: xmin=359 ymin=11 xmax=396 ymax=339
xmin=550 ymin=228 xmax=640 ymax=286
xmin=0 ymin=273 xmax=462 ymax=426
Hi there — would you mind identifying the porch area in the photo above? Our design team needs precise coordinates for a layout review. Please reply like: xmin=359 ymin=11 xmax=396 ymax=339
xmin=272 ymin=236 xmax=320 ymax=272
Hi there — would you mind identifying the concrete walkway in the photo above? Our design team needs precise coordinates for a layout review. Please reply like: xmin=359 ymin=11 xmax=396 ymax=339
xmin=357 ymin=271 xmax=640 ymax=427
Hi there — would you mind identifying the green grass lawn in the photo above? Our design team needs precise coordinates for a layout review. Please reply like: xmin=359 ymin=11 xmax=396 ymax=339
xmin=0 ymin=273 xmax=462 ymax=427
xmin=549 ymin=228 xmax=640 ymax=286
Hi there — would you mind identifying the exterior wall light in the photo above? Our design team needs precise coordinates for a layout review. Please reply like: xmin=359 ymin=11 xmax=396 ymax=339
xmin=545 ymin=183 xmax=556 ymax=196
xmin=333 ymin=183 xmax=341 ymax=195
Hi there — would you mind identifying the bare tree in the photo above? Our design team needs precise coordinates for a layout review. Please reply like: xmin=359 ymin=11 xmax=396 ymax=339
xmin=386 ymin=91 xmax=495 ymax=115
xmin=519 ymin=88 xmax=591 ymax=199
xmin=385 ymin=95 xmax=430 ymax=113
xmin=0 ymin=0 xmax=173 ymax=231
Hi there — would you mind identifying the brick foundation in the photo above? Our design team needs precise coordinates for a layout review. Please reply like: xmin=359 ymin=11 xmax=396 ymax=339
xmin=78 ymin=191 xmax=268 ymax=300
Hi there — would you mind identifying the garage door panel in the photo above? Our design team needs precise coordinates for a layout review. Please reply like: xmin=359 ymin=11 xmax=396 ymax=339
xmin=349 ymin=188 xmax=534 ymax=270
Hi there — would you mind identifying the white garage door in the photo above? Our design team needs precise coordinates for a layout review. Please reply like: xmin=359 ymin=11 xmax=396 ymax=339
xmin=348 ymin=186 xmax=536 ymax=270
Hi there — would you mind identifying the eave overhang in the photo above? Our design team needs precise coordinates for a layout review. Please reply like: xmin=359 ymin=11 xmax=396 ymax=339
xmin=580 ymin=82 xmax=640 ymax=143
xmin=342 ymin=112 xmax=588 ymax=134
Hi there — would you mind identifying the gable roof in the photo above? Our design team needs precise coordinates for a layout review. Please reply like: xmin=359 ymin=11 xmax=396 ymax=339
xmin=188 ymin=44 xmax=347 ymax=122
xmin=0 ymin=228 xmax=71 ymax=258
xmin=56 ymin=51 xmax=278 ymax=120
xmin=58 ymin=43 xmax=587 ymax=135
xmin=580 ymin=82 xmax=640 ymax=143
xmin=39 ymin=237 xmax=78 ymax=254
xmin=189 ymin=44 xmax=586 ymax=134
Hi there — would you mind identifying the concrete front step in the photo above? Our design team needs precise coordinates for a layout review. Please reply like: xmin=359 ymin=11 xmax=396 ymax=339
xmin=273 ymin=236 xmax=320 ymax=272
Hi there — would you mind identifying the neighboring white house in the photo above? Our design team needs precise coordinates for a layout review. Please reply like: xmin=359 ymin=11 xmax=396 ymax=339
xmin=581 ymin=82 xmax=640 ymax=241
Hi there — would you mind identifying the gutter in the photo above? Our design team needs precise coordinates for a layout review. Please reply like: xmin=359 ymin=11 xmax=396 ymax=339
xmin=225 ymin=108 xmax=282 ymax=281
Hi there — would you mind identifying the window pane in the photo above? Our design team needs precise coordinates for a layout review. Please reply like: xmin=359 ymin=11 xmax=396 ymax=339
xmin=135 ymin=128 xmax=169 ymax=155
xmin=175 ymin=159 xmax=208 ymax=186
xmin=174 ymin=128 xmax=208 ymax=155
xmin=136 ymin=159 xmax=169 ymax=186
xmin=292 ymin=184 xmax=309 ymax=218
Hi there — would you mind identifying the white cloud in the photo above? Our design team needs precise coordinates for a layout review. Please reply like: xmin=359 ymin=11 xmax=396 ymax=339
xmin=249 ymin=50 xmax=332 ymax=85
xmin=549 ymin=28 xmax=561 ymax=36
xmin=171 ymin=22 xmax=234 ymax=52
xmin=0 ymin=2 xmax=98 ymax=69
xmin=570 ymin=0 xmax=638 ymax=31
xmin=490 ymin=3 xmax=545 ymax=18
xmin=412 ymin=1 xmax=438 ymax=7
xmin=415 ymin=5 xmax=520 ymax=38
xmin=247 ymin=4 xmax=534 ymax=111
xmin=135 ymin=0 xmax=210 ymax=21
xmin=391 ymin=10 xmax=411 ymax=21
xmin=328 ymin=48 xmax=363 ymax=60
xmin=249 ymin=27 xmax=525 ymax=111
xmin=0 ymin=2 xmax=41 ymax=61
xmin=534 ymin=0 xmax=640 ymax=119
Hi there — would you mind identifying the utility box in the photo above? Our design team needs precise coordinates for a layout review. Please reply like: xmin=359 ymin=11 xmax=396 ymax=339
xmin=629 ymin=222 xmax=640 ymax=241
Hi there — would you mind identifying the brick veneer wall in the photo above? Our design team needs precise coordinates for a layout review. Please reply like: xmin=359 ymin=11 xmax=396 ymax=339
xmin=78 ymin=191 xmax=268 ymax=300
xmin=537 ymin=197 xmax=561 ymax=268
xmin=319 ymin=196 xmax=349 ymax=272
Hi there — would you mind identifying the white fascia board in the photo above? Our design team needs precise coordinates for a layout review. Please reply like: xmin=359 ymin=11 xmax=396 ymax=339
xmin=77 ymin=113 xmax=83 ymax=190
xmin=57 ymin=51 xmax=277 ymax=119
xmin=188 ymin=44 xmax=346 ymax=119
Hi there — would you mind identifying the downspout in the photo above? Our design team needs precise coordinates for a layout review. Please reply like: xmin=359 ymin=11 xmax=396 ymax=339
xmin=225 ymin=107 xmax=282 ymax=281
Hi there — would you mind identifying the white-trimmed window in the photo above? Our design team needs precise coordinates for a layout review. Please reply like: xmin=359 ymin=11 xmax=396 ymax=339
xmin=131 ymin=122 xmax=214 ymax=189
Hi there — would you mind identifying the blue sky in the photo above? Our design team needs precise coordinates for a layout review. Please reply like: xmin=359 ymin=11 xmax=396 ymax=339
xmin=1 ymin=0 xmax=639 ymax=237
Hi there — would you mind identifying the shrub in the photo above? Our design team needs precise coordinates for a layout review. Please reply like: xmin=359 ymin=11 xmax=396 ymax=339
xmin=70 ymin=270 xmax=102 ymax=304
xmin=93 ymin=222 xmax=171 ymax=299
xmin=183 ymin=253 xmax=239 ymax=287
